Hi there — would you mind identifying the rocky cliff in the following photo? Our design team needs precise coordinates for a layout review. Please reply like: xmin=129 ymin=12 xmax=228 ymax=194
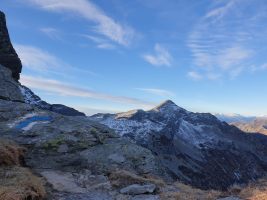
xmin=0 ymin=11 xmax=22 ymax=81
xmin=0 ymin=11 xmax=85 ymax=116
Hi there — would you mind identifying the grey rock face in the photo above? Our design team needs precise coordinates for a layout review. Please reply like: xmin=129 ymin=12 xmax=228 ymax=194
xmin=0 ymin=65 xmax=24 ymax=102
xmin=90 ymin=100 xmax=267 ymax=190
xmin=0 ymin=11 xmax=22 ymax=81
xmin=0 ymin=99 xmax=33 ymax=123
xmin=131 ymin=195 xmax=160 ymax=200
xmin=120 ymin=184 xmax=156 ymax=195
xmin=41 ymin=171 xmax=87 ymax=193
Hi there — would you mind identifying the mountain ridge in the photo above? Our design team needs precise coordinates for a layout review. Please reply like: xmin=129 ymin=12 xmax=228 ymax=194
xmin=90 ymin=100 xmax=267 ymax=190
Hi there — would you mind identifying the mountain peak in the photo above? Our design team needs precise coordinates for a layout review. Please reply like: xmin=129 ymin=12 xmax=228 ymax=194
xmin=152 ymin=100 xmax=185 ymax=112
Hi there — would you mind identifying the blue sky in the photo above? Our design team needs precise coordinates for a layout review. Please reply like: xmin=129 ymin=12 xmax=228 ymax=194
xmin=1 ymin=0 xmax=267 ymax=116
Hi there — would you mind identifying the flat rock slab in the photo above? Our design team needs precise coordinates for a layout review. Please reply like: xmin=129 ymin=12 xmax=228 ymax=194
xmin=131 ymin=195 xmax=160 ymax=200
xmin=108 ymin=153 xmax=126 ymax=163
xmin=120 ymin=184 xmax=156 ymax=195
xmin=41 ymin=171 xmax=86 ymax=193
xmin=55 ymin=192 xmax=114 ymax=200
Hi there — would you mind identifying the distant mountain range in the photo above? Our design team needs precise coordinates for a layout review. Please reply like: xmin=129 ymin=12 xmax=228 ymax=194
xmin=90 ymin=100 xmax=267 ymax=190
xmin=215 ymin=113 xmax=256 ymax=123
xmin=232 ymin=117 xmax=267 ymax=135
xmin=216 ymin=114 xmax=267 ymax=135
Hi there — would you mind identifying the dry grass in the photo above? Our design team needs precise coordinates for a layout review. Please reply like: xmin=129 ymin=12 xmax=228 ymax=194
xmin=0 ymin=138 xmax=46 ymax=200
xmin=109 ymin=170 xmax=166 ymax=188
xmin=235 ymin=178 xmax=267 ymax=200
xmin=109 ymin=170 xmax=222 ymax=199
xmin=0 ymin=167 xmax=46 ymax=200
xmin=159 ymin=182 xmax=221 ymax=200
xmin=0 ymin=139 xmax=25 ymax=166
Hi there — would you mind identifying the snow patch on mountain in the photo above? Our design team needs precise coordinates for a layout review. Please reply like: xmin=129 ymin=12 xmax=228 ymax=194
xmin=100 ymin=117 xmax=164 ymax=140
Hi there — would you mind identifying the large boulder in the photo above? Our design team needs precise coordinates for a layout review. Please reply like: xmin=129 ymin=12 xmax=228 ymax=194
xmin=0 ymin=65 xmax=24 ymax=102
xmin=0 ymin=11 xmax=22 ymax=81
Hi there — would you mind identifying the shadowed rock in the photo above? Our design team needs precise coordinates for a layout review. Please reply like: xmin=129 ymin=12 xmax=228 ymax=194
xmin=0 ymin=64 xmax=24 ymax=102
xmin=0 ymin=11 xmax=22 ymax=81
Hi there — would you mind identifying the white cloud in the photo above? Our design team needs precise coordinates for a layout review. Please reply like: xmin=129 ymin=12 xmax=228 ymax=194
xmin=187 ymin=71 xmax=203 ymax=81
xmin=250 ymin=63 xmax=267 ymax=72
xmin=40 ymin=27 xmax=62 ymax=40
xmin=24 ymin=0 xmax=135 ymax=46
xmin=83 ymin=35 xmax=116 ymax=49
xmin=187 ymin=0 xmax=267 ymax=80
xmin=20 ymin=75 xmax=154 ymax=108
xmin=261 ymin=63 xmax=267 ymax=70
xmin=136 ymin=88 xmax=174 ymax=97
xmin=143 ymin=44 xmax=172 ymax=67
xmin=15 ymin=44 xmax=65 ymax=72
xmin=15 ymin=44 xmax=98 ymax=77
xmin=205 ymin=0 xmax=237 ymax=20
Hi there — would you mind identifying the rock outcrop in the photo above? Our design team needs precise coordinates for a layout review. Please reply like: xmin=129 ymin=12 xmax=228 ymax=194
xmin=0 ymin=10 xmax=85 ymax=117
xmin=0 ymin=64 xmax=24 ymax=102
xmin=0 ymin=11 xmax=22 ymax=81
xmin=90 ymin=100 xmax=267 ymax=190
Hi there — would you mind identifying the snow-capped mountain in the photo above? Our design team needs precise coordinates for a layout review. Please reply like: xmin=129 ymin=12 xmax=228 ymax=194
xmin=215 ymin=113 xmax=256 ymax=123
xmin=90 ymin=100 xmax=267 ymax=190
xmin=19 ymin=85 xmax=85 ymax=116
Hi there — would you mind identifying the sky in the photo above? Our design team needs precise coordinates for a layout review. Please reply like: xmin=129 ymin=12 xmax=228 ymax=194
xmin=1 ymin=0 xmax=267 ymax=116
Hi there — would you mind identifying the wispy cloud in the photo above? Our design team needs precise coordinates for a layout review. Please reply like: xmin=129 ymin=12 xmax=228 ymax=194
xmin=136 ymin=88 xmax=174 ymax=97
xmin=143 ymin=44 xmax=172 ymax=67
xmin=205 ymin=0 xmax=237 ymax=20
xmin=83 ymin=35 xmax=116 ymax=49
xmin=15 ymin=44 xmax=98 ymax=77
xmin=15 ymin=44 xmax=65 ymax=72
xmin=250 ymin=63 xmax=267 ymax=72
xmin=24 ymin=0 xmax=135 ymax=46
xmin=187 ymin=0 xmax=267 ymax=80
xmin=21 ymin=75 xmax=155 ymax=108
xmin=40 ymin=27 xmax=62 ymax=40
xmin=187 ymin=71 xmax=203 ymax=81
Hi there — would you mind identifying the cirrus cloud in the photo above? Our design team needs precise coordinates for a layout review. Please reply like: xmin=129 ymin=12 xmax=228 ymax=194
xmin=187 ymin=0 xmax=267 ymax=80
xmin=143 ymin=44 xmax=172 ymax=67
xmin=23 ymin=0 xmax=135 ymax=47
xmin=21 ymin=75 xmax=155 ymax=108
xmin=135 ymin=88 xmax=175 ymax=97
